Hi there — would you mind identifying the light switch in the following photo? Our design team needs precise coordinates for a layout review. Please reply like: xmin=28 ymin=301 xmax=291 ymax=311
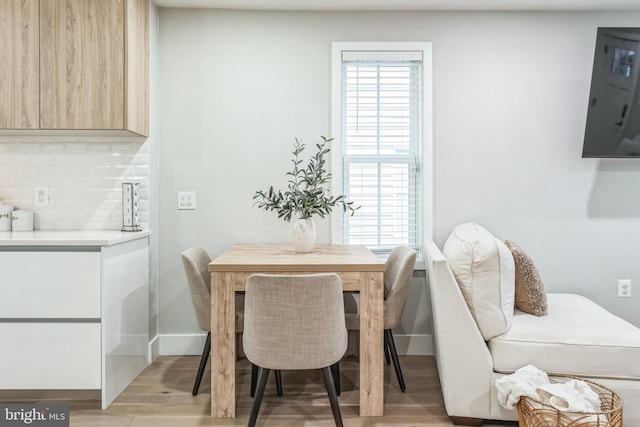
xmin=177 ymin=191 xmax=196 ymax=210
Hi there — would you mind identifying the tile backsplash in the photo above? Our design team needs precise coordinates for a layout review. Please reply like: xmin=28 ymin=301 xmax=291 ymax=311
xmin=0 ymin=138 xmax=150 ymax=231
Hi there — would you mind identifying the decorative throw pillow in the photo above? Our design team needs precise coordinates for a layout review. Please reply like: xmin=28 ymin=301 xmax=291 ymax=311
xmin=504 ymin=240 xmax=548 ymax=316
xmin=442 ymin=223 xmax=515 ymax=340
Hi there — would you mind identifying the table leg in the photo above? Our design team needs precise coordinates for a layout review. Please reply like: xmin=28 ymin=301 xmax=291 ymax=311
xmin=359 ymin=271 xmax=384 ymax=416
xmin=211 ymin=271 xmax=236 ymax=417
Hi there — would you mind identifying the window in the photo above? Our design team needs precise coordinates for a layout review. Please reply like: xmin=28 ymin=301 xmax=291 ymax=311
xmin=611 ymin=47 xmax=635 ymax=77
xmin=331 ymin=43 xmax=432 ymax=260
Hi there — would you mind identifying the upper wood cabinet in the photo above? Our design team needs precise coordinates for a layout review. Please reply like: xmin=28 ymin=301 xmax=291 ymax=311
xmin=0 ymin=0 xmax=148 ymax=137
xmin=0 ymin=0 xmax=40 ymax=129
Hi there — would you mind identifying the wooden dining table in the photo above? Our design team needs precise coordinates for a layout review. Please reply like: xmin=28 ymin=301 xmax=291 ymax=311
xmin=208 ymin=243 xmax=386 ymax=418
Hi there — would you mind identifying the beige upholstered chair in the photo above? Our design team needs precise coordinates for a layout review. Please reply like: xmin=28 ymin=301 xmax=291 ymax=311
xmin=244 ymin=273 xmax=348 ymax=427
xmin=181 ymin=248 xmax=283 ymax=396
xmin=344 ymin=245 xmax=417 ymax=392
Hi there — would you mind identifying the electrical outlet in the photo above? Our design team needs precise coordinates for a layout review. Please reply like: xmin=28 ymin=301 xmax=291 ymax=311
xmin=177 ymin=191 xmax=196 ymax=210
xmin=35 ymin=186 xmax=49 ymax=207
xmin=618 ymin=279 xmax=631 ymax=298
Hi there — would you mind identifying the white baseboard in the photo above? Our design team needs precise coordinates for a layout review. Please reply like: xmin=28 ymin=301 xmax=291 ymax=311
xmin=148 ymin=335 xmax=160 ymax=363
xmin=393 ymin=333 xmax=434 ymax=356
xmin=159 ymin=333 xmax=434 ymax=356
xmin=159 ymin=333 xmax=208 ymax=356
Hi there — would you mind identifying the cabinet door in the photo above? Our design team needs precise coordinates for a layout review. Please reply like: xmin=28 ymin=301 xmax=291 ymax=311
xmin=0 ymin=323 xmax=101 ymax=389
xmin=39 ymin=0 xmax=124 ymax=130
xmin=0 ymin=251 xmax=101 ymax=318
xmin=0 ymin=0 xmax=39 ymax=129
xmin=125 ymin=0 xmax=149 ymax=136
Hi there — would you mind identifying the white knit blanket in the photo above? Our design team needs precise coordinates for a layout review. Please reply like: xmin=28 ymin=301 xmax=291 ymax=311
xmin=495 ymin=365 xmax=601 ymax=413
xmin=495 ymin=364 xmax=549 ymax=410
xmin=538 ymin=379 xmax=600 ymax=412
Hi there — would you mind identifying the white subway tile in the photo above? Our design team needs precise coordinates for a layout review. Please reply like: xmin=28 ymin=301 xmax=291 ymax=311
xmin=19 ymin=142 xmax=42 ymax=152
xmin=0 ymin=142 xmax=19 ymax=152
xmin=31 ymin=154 xmax=56 ymax=165
xmin=9 ymin=154 xmax=31 ymax=164
xmin=102 ymin=152 xmax=126 ymax=165
xmin=112 ymin=165 xmax=138 ymax=177
xmin=135 ymin=165 xmax=150 ymax=176
xmin=42 ymin=144 xmax=65 ymax=153
xmin=0 ymin=139 xmax=149 ymax=230
xmin=36 ymin=166 xmax=66 ymax=177
xmin=131 ymin=153 xmax=149 ymax=165
xmin=64 ymin=142 xmax=89 ymax=152
xmin=87 ymin=143 xmax=112 ymax=152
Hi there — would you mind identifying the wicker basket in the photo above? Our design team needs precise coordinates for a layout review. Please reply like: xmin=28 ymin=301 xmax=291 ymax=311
xmin=517 ymin=376 xmax=623 ymax=427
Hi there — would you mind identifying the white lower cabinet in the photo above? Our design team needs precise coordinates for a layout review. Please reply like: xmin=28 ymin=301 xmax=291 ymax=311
xmin=0 ymin=251 xmax=101 ymax=318
xmin=0 ymin=236 xmax=149 ymax=408
xmin=0 ymin=323 xmax=101 ymax=389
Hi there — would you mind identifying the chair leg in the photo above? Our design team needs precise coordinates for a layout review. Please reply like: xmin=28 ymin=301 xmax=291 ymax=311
xmin=250 ymin=363 xmax=258 ymax=397
xmin=385 ymin=329 xmax=406 ymax=392
xmin=275 ymin=369 xmax=283 ymax=397
xmin=192 ymin=332 xmax=211 ymax=396
xmin=321 ymin=366 xmax=343 ymax=427
xmin=330 ymin=362 xmax=341 ymax=396
xmin=252 ymin=364 xmax=283 ymax=397
xmin=248 ymin=367 xmax=271 ymax=427
xmin=383 ymin=332 xmax=391 ymax=365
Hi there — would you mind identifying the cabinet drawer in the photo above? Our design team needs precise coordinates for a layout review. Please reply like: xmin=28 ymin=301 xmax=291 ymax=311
xmin=0 ymin=251 xmax=101 ymax=318
xmin=0 ymin=323 xmax=101 ymax=389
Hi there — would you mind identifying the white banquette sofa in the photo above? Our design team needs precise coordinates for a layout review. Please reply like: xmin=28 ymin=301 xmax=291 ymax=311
xmin=425 ymin=223 xmax=640 ymax=426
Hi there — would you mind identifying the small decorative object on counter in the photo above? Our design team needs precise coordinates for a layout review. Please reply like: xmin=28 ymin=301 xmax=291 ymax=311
xmin=253 ymin=136 xmax=359 ymax=253
xmin=122 ymin=183 xmax=141 ymax=232
xmin=0 ymin=203 xmax=13 ymax=231
xmin=11 ymin=210 xmax=33 ymax=231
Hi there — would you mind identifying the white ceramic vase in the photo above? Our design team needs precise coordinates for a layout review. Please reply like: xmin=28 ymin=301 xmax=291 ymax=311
xmin=292 ymin=217 xmax=316 ymax=253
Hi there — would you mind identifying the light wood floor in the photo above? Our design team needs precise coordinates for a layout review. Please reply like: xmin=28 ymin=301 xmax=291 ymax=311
xmin=3 ymin=356 xmax=517 ymax=426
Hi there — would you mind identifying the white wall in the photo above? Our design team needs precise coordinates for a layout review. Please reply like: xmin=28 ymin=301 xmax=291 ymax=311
xmin=157 ymin=9 xmax=640 ymax=355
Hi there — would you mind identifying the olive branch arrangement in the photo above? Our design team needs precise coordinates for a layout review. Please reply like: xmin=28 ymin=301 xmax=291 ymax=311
xmin=253 ymin=136 xmax=359 ymax=222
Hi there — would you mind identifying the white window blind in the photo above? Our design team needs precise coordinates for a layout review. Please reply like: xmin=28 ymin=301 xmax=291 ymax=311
xmin=340 ymin=55 xmax=423 ymax=256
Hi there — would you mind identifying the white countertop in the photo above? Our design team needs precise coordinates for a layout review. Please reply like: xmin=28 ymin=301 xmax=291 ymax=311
xmin=0 ymin=230 xmax=151 ymax=246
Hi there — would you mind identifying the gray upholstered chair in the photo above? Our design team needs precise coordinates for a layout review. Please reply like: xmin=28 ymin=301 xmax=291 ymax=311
xmin=243 ymin=273 xmax=348 ymax=427
xmin=343 ymin=245 xmax=417 ymax=392
xmin=181 ymin=248 xmax=283 ymax=396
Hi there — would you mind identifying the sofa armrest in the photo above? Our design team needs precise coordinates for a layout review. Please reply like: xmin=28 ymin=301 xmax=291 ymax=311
xmin=425 ymin=240 xmax=495 ymax=419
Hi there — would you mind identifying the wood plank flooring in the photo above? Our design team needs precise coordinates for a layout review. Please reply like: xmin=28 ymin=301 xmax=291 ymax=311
xmin=1 ymin=356 xmax=517 ymax=426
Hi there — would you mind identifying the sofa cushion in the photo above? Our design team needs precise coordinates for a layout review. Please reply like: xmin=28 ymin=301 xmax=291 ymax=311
xmin=504 ymin=240 xmax=547 ymax=316
xmin=489 ymin=293 xmax=640 ymax=380
xmin=443 ymin=223 xmax=515 ymax=340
